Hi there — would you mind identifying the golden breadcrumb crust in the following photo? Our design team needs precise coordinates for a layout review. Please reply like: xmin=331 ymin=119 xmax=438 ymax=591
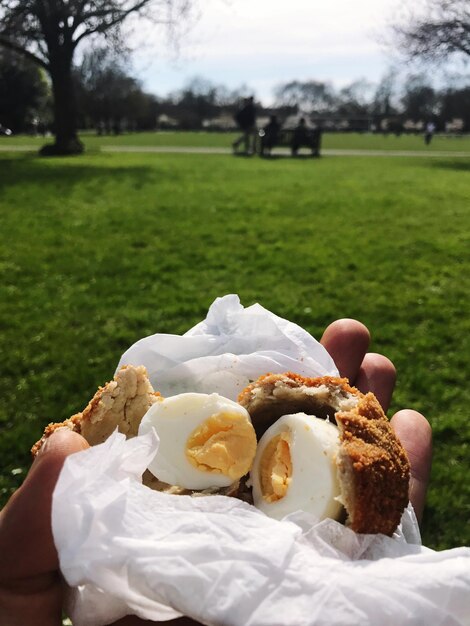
xmin=239 ymin=372 xmax=357 ymax=402
xmin=31 ymin=365 xmax=161 ymax=456
xmin=335 ymin=393 xmax=410 ymax=536
xmin=238 ymin=372 xmax=410 ymax=536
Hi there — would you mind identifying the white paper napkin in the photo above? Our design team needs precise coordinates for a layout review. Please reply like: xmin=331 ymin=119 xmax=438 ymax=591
xmin=116 ymin=294 xmax=338 ymax=399
xmin=53 ymin=431 xmax=470 ymax=626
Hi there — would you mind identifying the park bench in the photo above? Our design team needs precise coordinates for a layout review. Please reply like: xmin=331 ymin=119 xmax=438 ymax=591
xmin=256 ymin=127 xmax=322 ymax=157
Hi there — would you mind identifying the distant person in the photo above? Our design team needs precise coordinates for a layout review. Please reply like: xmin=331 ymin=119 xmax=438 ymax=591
xmin=424 ymin=121 xmax=435 ymax=145
xmin=232 ymin=96 xmax=256 ymax=155
xmin=260 ymin=115 xmax=281 ymax=156
xmin=291 ymin=117 xmax=308 ymax=156
xmin=292 ymin=118 xmax=322 ymax=157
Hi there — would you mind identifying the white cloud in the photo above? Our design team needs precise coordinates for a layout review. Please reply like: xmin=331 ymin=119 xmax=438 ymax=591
xmin=132 ymin=0 xmax=402 ymax=102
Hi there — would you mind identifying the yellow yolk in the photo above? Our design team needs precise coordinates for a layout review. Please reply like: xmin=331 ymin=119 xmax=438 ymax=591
xmin=251 ymin=413 xmax=343 ymax=522
xmin=186 ymin=412 xmax=257 ymax=479
xmin=259 ymin=432 xmax=292 ymax=502
xmin=139 ymin=392 xmax=257 ymax=490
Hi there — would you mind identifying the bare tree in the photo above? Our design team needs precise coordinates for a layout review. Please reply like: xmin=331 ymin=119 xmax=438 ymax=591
xmin=337 ymin=79 xmax=374 ymax=117
xmin=0 ymin=1 xmax=193 ymax=154
xmin=394 ymin=0 xmax=470 ymax=62
xmin=274 ymin=80 xmax=335 ymax=114
xmin=400 ymin=74 xmax=437 ymax=122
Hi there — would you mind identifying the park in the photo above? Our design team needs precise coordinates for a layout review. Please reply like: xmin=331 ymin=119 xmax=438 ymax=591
xmin=0 ymin=0 xmax=469 ymax=624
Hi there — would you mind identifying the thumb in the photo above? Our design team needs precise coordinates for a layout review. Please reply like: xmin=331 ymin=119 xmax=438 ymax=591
xmin=390 ymin=410 xmax=432 ymax=525
xmin=0 ymin=428 xmax=89 ymax=582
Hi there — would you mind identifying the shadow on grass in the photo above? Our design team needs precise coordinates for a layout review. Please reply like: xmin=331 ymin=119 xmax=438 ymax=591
xmin=0 ymin=153 xmax=156 ymax=196
xmin=426 ymin=159 xmax=470 ymax=172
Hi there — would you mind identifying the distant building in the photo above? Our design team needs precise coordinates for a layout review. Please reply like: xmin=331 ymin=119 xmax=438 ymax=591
xmin=157 ymin=114 xmax=179 ymax=129
xmin=283 ymin=114 xmax=314 ymax=129
xmin=202 ymin=114 xmax=237 ymax=131
xmin=403 ymin=120 xmax=424 ymax=132
xmin=445 ymin=118 xmax=464 ymax=133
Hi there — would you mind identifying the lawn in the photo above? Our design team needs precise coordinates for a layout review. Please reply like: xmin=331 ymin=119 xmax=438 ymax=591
xmin=0 ymin=148 xmax=469 ymax=551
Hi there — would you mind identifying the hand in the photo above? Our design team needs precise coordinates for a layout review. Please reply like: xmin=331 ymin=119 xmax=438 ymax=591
xmin=320 ymin=318 xmax=432 ymax=524
xmin=0 ymin=319 xmax=432 ymax=626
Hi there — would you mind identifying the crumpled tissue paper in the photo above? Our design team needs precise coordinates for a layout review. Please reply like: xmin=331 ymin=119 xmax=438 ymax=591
xmin=52 ymin=295 xmax=470 ymax=626
xmin=116 ymin=294 xmax=338 ymax=399
xmin=53 ymin=433 xmax=470 ymax=626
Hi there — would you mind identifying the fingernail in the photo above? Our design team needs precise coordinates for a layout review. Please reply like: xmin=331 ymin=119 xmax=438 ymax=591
xmin=36 ymin=427 xmax=70 ymax=456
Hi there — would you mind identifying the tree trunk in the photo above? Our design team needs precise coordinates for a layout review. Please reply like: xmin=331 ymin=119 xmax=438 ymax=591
xmin=41 ymin=50 xmax=84 ymax=156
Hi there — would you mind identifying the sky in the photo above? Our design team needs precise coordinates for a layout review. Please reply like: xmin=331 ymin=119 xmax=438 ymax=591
xmin=131 ymin=0 xmax=407 ymax=104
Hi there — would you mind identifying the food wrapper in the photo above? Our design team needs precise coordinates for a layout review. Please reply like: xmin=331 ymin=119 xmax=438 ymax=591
xmin=54 ymin=432 xmax=470 ymax=626
xmin=116 ymin=294 xmax=339 ymax=399
xmin=52 ymin=295 xmax=470 ymax=625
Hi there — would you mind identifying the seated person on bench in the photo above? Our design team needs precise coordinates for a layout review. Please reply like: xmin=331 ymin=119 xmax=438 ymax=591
xmin=291 ymin=117 xmax=311 ymax=155
xmin=260 ymin=115 xmax=281 ymax=155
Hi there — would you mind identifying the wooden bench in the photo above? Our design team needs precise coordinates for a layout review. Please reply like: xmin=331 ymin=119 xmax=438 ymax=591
xmin=256 ymin=127 xmax=322 ymax=157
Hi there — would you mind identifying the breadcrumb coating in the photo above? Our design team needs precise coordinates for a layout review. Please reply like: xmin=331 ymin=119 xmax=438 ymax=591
xmin=31 ymin=365 xmax=161 ymax=456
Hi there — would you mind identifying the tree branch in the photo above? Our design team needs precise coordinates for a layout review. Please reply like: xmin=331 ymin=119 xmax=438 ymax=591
xmin=392 ymin=0 xmax=470 ymax=62
xmin=73 ymin=0 xmax=153 ymax=31
xmin=0 ymin=36 xmax=49 ymax=70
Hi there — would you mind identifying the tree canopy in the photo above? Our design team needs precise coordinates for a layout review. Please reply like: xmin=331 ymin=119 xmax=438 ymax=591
xmin=274 ymin=80 xmax=335 ymax=114
xmin=0 ymin=0 xmax=193 ymax=154
xmin=75 ymin=47 xmax=158 ymax=132
xmin=0 ymin=49 xmax=50 ymax=133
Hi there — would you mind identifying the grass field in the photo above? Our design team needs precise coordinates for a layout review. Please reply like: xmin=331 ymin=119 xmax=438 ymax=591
xmin=0 ymin=138 xmax=469 ymax=551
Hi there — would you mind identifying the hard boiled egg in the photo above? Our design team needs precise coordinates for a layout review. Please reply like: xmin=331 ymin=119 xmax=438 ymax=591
xmin=250 ymin=413 xmax=343 ymax=521
xmin=139 ymin=393 xmax=257 ymax=490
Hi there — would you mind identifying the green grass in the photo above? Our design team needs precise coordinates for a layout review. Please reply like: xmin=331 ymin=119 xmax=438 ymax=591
xmin=1 ymin=130 xmax=470 ymax=152
xmin=0 ymin=149 xmax=469 ymax=551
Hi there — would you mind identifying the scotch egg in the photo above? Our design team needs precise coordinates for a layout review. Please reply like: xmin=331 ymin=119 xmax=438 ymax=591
xmin=138 ymin=392 xmax=257 ymax=490
xmin=239 ymin=372 xmax=411 ymax=536
xmin=250 ymin=413 xmax=343 ymax=521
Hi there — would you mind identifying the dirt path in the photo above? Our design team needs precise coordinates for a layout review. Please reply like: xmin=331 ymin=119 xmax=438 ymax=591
xmin=1 ymin=144 xmax=470 ymax=157
xmin=102 ymin=146 xmax=470 ymax=157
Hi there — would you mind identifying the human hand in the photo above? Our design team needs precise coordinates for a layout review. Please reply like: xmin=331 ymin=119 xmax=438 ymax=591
xmin=320 ymin=318 xmax=432 ymax=524
xmin=0 ymin=319 xmax=432 ymax=626
xmin=0 ymin=427 xmax=201 ymax=626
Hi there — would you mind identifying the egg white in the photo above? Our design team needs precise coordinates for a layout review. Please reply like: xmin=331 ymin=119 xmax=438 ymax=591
xmin=250 ymin=413 xmax=343 ymax=521
xmin=139 ymin=392 xmax=254 ymax=490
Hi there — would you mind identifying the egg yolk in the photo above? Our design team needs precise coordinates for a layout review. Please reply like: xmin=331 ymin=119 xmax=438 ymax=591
xmin=186 ymin=412 xmax=257 ymax=479
xmin=259 ymin=431 xmax=292 ymax=502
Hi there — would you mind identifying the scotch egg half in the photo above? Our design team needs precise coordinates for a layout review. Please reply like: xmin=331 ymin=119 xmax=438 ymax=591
xmin=250 ymin=412 xmax=343 ymax=522
xmin=138 ymin=392 xmax=257 ymax=490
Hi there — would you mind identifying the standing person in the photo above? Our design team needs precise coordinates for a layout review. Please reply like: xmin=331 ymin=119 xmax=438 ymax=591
xmin=232 ymin=96 xmax=256 ymax=155
xmin=424 ymin=121 xmax=435 ymax=145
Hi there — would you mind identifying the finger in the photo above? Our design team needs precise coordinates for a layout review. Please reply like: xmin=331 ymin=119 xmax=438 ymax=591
xmin=354 ymin=353 xmax=396 ymax=412
xmin=0 ymin=429 xmax=89 ymax=581
xmin=390 ymin=410 xmax=432 ymax=525
xmin=320 ymin=319 xmax=370 ymax=382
